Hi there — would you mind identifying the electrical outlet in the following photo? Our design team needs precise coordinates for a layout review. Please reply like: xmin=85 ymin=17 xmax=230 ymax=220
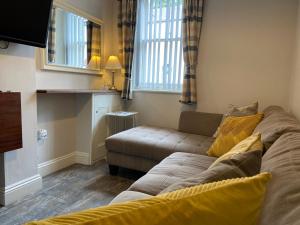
xmin=37 ymin=129 xmax=48 ymax=141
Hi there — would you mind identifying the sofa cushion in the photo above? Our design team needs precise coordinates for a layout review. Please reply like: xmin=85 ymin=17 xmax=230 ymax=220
xmin=262 ymin=105 xmax=285 ymax=118
xmin=213 ymin=102 xmax=259 ymax=138
xmin=106 ymin=126 xmax=214 ymax=161
xmin=128 ymin=152 xmax=216 ymax=195
xmin=209 ymin=133 xmax=262 ymax=168
xmin=228 ymin=102 xmax=259 ymax=116
xmin=110 ymin=191 xmax=152 ymax=204
xmin=178 ymin=111 xmax=223 ymax=136
xmin=259 ymin=133 xmax=300 ymax=225
xmin=25 ymin=173 xmax=271 ymax=225
xmin=160 ymin=150 xmax=262 ymax=194
xmin=207 ymin=114 xmax=263 ymax=157
xmin=254 ymin=108 xmax=300 ymax=149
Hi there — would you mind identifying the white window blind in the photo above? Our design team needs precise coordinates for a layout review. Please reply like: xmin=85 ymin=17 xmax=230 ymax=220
xmin=66 ymin=13 xmax=88 ymax=68
xmin=133 ymin=0 xmax=184 ymax=91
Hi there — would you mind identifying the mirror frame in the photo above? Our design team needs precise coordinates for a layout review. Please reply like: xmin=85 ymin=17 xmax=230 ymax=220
xmin=39 ymin=0 xmax=104 ymax=76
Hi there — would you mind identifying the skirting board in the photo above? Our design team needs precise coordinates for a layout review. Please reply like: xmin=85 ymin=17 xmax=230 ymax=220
xmin=92 ymin=143 xmax=107 ymax=164
xmin=75 ymin=152 xmax=90 ymax=165
xmin=0 ymin=174 xmax=42 ymax=206
xmin=38 ymin=151 xmax=93 ymax=177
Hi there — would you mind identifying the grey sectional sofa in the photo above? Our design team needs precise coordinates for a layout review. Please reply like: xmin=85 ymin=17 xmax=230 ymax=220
xmin=106 ymin=106 xmax=300 ymax=225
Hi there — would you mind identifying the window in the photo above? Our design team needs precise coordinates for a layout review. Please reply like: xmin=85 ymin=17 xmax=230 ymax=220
xmin=65 ymin=13 xmax=88 ymax=68
xmin=133 ymin=0 xmax=184 ymax=92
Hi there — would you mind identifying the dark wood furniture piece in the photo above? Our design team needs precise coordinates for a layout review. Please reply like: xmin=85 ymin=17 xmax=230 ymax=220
xmin=0 ymin=92 xmax=22 ymax=153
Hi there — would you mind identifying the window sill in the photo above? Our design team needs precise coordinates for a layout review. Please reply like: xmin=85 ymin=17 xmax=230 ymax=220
xmin=133 ymin=89 xmax=181 ymax=95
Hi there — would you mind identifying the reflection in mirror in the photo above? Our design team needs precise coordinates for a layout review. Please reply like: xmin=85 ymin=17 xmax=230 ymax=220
xmin=47 ymin=7 xmax=102 ymax=70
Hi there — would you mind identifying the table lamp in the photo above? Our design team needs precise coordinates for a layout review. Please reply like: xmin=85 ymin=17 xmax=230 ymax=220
xmin=105 ymin=56 xmax=122 ymax=90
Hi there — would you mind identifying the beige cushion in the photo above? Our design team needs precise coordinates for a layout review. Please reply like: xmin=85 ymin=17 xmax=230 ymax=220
xmin=178 ymin=111 xmax=223 ymax=136
xmin=254 ymin=109 xmax=300 ymax=149
xmin=106 ymin=126 xmax=214 ymax=161
xmin=262 ymin=105 xmax=285 ymax=118
xmin=228 ymin=102 xmax=259 ymax=116
xmin=159 ymin=150 xmax=262 ymax=194
xmin=128 ymin=152 xmax=216 ymax=195
xmin=213 ymin=102 xmax=259 ymax=138
xmin=259 ymin=132 xmax=300 ymax=225
xmin=110 ymin=191 xmax=152 ymax=204
xmin=209 ymin=133 xmax=262 ymax=168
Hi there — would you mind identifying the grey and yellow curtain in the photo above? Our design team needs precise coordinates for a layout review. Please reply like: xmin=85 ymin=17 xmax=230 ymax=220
xmin=48 ymin=7 xmax=56 ymax=63
xmin=87 ymin=22 xmax=101 ymax=65
xmin=180 ymin=0 xmax=204 ymax=104
xmin=118 ymin=0 xmax=137 ymax=100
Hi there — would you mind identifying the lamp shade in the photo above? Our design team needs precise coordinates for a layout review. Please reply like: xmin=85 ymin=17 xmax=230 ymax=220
xmin=105 ymin=56 xmax=122 ymax=70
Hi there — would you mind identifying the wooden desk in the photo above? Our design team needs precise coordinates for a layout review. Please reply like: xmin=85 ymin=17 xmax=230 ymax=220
xmin=0 ymin=92 xmax=22 ymax=153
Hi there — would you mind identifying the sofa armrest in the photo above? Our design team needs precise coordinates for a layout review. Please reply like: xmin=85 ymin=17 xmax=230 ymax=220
xmin=178 ymin=111 xmax=223 ymax=137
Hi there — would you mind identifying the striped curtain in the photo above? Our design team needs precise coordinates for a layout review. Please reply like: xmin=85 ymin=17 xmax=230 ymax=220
xmin=48 ymin=7 xmax=56 ymax=63
xmin=118 ymin=0 xmax=138 ymax=100
xmin=87 ymin=22 xmax=101 ymax=65
xmin=180 ymin=0 xmax=204 ymax=104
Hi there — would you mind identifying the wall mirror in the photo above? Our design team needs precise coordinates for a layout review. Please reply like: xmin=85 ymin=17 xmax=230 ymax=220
xmin=40 ymin=0 xmax=104 ymax=75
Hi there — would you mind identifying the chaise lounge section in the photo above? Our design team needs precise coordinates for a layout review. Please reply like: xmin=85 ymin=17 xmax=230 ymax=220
xmin=106 ymin=111 xmax=223 ymax=174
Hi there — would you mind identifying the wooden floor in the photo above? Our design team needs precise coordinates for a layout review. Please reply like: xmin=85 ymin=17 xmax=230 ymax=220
xmin=0 ymin=160 xmax=144 ymax=225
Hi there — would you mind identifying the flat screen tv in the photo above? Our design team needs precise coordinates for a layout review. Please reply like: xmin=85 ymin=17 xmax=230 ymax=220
xmin=0 ymin=0 xmax=53 ymax=48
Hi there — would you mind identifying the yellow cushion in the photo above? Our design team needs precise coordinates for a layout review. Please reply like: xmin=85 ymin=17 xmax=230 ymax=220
xmin=209 ymin=133 xmax=263 ymax=168
xmin=207 ymin=113 xmax=264 ymax=157
xmin=26 ymin=173 xmax=271 ymax=225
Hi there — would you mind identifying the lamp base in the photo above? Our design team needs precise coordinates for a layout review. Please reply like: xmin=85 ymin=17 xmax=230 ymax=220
xmin=109 ymin=86 xmax=117 ymax=90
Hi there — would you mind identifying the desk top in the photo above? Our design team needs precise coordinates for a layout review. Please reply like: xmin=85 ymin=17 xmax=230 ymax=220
xmin=37 ymin=89 xmax=121 ymax=95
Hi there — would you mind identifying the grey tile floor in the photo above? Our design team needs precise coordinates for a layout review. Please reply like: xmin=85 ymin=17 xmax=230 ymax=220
xmin=0 ymin=161 xmax=143 ymax=225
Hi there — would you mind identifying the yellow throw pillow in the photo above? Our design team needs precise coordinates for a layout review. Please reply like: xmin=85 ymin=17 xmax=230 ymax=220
xmin=209 ymin=133 xmax=263 ymax=168
xmin=26 ymin=173 xmax=271 ymax=225
xmin=207 ymin=113 xmax=264 ymax=157
xmin=213 ymin=102 xmax=259 ymax=138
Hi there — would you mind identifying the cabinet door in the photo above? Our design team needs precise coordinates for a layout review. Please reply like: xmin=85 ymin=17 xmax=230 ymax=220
xmin=92 ymin=106 xmax=108 ymax=162
xmin=91 ymin=94 xmax=122 ymax=162
xmin=93 ymin=94 xmax=122 ymax=112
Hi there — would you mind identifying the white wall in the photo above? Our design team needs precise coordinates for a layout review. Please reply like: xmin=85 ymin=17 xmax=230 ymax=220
xmin=126 ymin=92 xmax=193 ymax=129
xmin=37 ymin=94 xmax=76 ymax=164
xmin=290 ymin=0 xmax=300 ymax=119
xmin=0 ymin=44 xmax=39 ymax=187
xmin=128 ymin=0 xmax=298 ymax=129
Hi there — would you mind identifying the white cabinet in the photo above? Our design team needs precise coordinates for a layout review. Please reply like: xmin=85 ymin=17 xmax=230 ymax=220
xmin=92 ymin=94 xmax=121 ymax=163
xmin=75 ymin=93 xmax=122 ymax=164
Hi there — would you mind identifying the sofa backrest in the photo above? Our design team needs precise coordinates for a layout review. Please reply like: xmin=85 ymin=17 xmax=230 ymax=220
xmin=259 ymin=132 xmax=300 ymax=225
xmin=254 ymin=106 xmax=300 ymax=149
xmin=178 ymin=111 xmax=223 ymax=137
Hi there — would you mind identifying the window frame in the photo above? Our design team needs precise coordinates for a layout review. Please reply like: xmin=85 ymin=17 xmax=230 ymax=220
xmin=132 ymin=0 xmax=184 ymax=93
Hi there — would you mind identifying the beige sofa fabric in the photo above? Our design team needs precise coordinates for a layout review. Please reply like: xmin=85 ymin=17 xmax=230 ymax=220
xmin=106 ymin=126 xmax=215 ymax=161
xmin=107 ymin=106 xmax=300 ymax=225
xmin=128 ymin=152 xmax=216 ymax=195
xmin=110 ymin=191 xmax=152 ymax=205
xmin=178 ymin=111 xmax=223 ymax=136
xmin=107 ymin=151 xmax=158 ymax=172
xmin=259 ymin=132 xmax=300 ymax=225
xmin=263 ymin=105 xmax=285 ymax=118
xmin=254 ymin=107 xmax=300 ymax=149
xmin=159 ymin=150 xmax=262 ymax=194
